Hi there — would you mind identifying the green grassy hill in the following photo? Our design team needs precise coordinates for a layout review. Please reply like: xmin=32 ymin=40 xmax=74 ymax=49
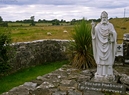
xmin=110 ymin=18 xmax=129 ymax=43
xmin=1 ymin=18 xmax=128 ymax=43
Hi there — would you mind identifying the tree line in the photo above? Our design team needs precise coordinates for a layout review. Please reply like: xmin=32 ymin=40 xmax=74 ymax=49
xmin=0 ymin=15 xmax=104 ymax=26
xmin=0 ymin=16 xmax=8 ymax=27
xmin=15 ymin=17 xmax=101 ymax=25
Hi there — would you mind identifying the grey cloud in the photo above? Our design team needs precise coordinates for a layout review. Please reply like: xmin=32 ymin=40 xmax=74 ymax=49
xmin=98 ymin=1 xmax=129 ymax=9
xmin=0 ymin=0 xmax=129 ymax=21
xmin=0 ymin=0 xmax=92 ymax=5
xmin=1 ymin=0 xmax=128 ymax=10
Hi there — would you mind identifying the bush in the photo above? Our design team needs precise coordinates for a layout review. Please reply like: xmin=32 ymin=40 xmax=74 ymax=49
xmin=70 ymin=19 xmax=96 ymax=69
xmin=0 ymin=22 xmax=8 ymax=27
xmin=0 ymin=30 xmax=11 ymax=75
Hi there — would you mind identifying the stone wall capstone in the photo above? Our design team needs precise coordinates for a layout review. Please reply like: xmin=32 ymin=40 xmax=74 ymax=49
xmin=9 ymin=39 xmax=69 ymax=73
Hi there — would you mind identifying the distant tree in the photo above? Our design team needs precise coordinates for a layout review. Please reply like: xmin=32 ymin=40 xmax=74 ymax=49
xmin=96 ymin=18 xmax=101 ymax=22
xmin=109 ymin=18 xmax=113 ymax=20
xmin=30 ymin=16 xmax=35 ymax=26
xmin=23 ymin=19 xmax=31 ymax=23
xmin=0 ymin=22 xmax=8 ymax=27
xmin=70 ymin=19 xmax=77 ymax=25
xmin=0 ymin=16 xmax=8 ymax=27
xmin=30 ymin=16 xmax=34 ymax=21
xmin=38 ymin=19 xmax=42 ymax=23
xmin=42 ymin=19 xmax=47 ymax=23
xmin=61 ymin=19 xmax=66 ymax=23
xmin=0 ymin=16 xmax=3 ymax=23
xmin=16 ymin=20 xmax=23 ymax=23
xmin=52 ymin=19 xmax=60 ymax=25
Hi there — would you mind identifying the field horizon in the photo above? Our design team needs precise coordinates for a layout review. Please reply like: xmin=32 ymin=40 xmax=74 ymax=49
xmin=1 ymin=18 xmax=129 ymax=44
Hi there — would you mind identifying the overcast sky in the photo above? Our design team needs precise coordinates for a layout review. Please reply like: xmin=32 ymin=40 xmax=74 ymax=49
xmin=0 ymin=0 xmax=129 ymax=21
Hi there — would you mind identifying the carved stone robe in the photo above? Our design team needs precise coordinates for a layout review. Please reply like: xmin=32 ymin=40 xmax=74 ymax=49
xmin=91 ymin=22 xmax=117 ymax=77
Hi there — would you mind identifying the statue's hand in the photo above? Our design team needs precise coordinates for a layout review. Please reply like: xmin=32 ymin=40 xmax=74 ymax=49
xmin=91 ymin=20 xmax=96 ymax=28
xmin=108 ymin=29 xmax=113 ymax=35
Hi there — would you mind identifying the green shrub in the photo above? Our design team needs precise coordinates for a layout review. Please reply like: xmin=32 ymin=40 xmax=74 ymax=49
xmin=70 ymin=19 xmax=96 ymax=69
xmin=0 ymin=22 xmax=8 ymax=27
xmin=0 ymin=29 xmax=11 ymax=75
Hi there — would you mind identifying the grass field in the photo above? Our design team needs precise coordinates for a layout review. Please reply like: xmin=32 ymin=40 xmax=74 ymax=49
xmin=1 ymin=18 xmax=129 ymax=43
xmin=110 ymin=18 xmax=129 ymax=43
xmin=0 ymin=61 xmax=68 ymax=94
xmin=7 ymin=23 xmax=73 ymax=42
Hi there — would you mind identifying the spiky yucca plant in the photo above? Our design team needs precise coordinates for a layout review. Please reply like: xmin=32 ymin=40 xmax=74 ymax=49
xmin=71 ymin=19 xmax=96 ymax=69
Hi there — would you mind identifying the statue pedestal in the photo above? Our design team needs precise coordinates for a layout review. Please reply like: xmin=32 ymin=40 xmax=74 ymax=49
xmin=93 ymin=73 xmax=115 ymax=83
xmin=94 ymin=64 xmax=115 ymax=83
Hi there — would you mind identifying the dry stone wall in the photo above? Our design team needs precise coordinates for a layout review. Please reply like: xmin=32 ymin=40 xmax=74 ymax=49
xmin=9 ymin=39 xmax=69 ymax=73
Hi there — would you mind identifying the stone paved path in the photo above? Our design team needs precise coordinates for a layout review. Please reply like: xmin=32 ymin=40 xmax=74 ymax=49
xmin=1 ymin=65 xmax=129 ymax=95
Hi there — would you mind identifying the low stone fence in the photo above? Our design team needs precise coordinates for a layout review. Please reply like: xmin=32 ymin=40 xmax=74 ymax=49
xmin=9 ymin=39 xmax=69 ymax=73
xmin=6 ymin=39 xmax=124 ymax=75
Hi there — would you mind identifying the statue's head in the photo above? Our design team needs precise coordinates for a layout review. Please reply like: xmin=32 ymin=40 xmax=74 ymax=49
xmin=100 ymin=11 xmax=108 ymax=24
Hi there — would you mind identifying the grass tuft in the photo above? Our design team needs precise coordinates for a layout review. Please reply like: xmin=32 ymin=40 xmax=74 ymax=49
xmin=71 ymin=19 xmax=96 ymax=69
